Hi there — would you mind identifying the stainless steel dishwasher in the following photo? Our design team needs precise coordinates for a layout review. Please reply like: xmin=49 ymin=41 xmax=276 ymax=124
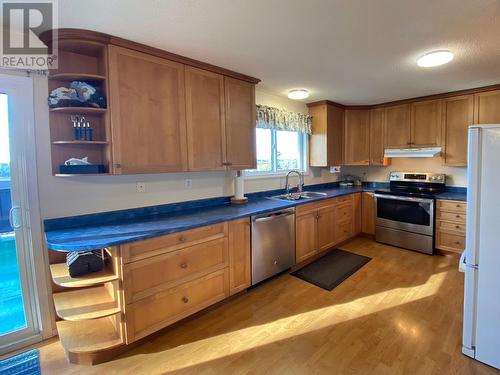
xmin=251 ymin=208 xmax=295 ymax=285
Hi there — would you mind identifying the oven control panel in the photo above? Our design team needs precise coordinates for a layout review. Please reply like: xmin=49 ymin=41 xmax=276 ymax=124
xmin=389 ymin=172 xmax=446 ymax=184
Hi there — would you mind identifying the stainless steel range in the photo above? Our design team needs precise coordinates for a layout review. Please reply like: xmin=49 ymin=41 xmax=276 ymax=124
xmin=374 ymin=172 xmax=446 ymax=254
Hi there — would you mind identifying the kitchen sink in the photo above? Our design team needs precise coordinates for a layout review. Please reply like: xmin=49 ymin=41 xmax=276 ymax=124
xmin=268 ymin=191 xmax=327 ymax=201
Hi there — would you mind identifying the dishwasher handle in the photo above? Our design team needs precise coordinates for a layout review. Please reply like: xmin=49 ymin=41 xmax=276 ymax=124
xmin=252 ymin=208 xmax=295 ymax=222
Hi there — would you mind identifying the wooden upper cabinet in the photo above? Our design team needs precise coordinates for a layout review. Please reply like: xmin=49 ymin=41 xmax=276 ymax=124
xmin=108 ymin=46 xmax=187 ymax=174
xmin=224 ymin=78 xmax=256 ymax=170
xmin=474 ymin=89 xmax=500 ymax=124
xmin=344 ymin=109 xmax=370 ymax=165
xmin=443 ymin=95 xmax=474 ymax=166
xmin=308 ymin=103 xmax=344 ymax=166
xmin=185 ymin=67 xmax=226 ymax=171
xmin=385 ymin=104 xmax=411 ymax=148
xmin=410 ymin=99 xmax=442 ymax=147
xmin=369 ymin=108 xmax=388 ymax=166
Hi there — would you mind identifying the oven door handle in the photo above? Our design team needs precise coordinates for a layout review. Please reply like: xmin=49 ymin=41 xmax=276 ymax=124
xmin=374 ymin=194 xmax=433 ymax=204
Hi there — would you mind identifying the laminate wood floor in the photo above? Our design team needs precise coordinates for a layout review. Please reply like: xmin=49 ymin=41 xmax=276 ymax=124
xmin=35 ymin=238 xmax=499 ymax=374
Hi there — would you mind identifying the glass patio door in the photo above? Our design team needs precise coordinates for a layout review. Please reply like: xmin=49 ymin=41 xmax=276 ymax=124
xmin=0 ymin=75 xmax=41 ymax=353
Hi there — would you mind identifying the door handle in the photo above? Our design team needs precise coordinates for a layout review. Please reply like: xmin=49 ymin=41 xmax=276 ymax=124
xmin=9 ymin=206 xmax=22 ymax=229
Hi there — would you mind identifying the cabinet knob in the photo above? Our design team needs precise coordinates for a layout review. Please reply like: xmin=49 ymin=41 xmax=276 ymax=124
xmin=114 ymin=163 xmax=122 ymax=169
xmin=456 ymin=215 xmax=461 ymax=219
xmin=456 ymin=204 xmax=461 ymax=208
xmin=180 ymin=262 xmax=188 ymax=269
xmin=222 ymin=161 xmax=233 ymax=166
xmin=455 ymin=241 xmax=460 ymax=245
xmin=179 ymin=235 xmax=186 ymax=242
xmin=182 ymin=296 xmax=189 ymax=304
xmin=456 ymin=225 xmax=460 ymax=229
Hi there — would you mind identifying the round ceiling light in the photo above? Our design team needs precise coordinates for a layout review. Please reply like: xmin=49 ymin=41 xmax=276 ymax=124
xmin=417 ymin=50 xmax=454 ymax=67
xmin=288 ymin=89 xmax=310 ymax=100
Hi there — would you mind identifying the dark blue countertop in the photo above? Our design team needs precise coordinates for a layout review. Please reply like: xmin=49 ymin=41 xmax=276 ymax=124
xmin=44 ymin=183 xmax=466 ymax=252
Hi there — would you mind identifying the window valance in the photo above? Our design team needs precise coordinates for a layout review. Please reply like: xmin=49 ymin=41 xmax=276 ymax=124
xmin=256 ymin=105 xmax=312 ymax=135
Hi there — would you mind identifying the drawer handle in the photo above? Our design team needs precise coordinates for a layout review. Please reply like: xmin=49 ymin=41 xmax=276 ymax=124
xmin=456 ymin=204 xmax=461 ymax=208
xmin=180 ymin=262 xmax=188 ymax=269
xmin=182 ymin=296 xmax=189 ymax=304
xmin=455 ymin=225 xmax=460 ymax=229
xmin=456 ymin=215 xmax=461 ymax=219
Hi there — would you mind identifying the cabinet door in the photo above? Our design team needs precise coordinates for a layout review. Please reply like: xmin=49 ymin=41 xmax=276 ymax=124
xmin=185 ymin=67 xmax=226 ymax=171
xmin=108 ymin=46 xmax=187 ymax=174
xmin=228 ymin=218 xmax=251 ymax=295
xmin=361 ymin=192 xmax=375 ymax=235
xmin=295 ymin=212 xmax=318 ymax=263
xmin=443 ymin=95 xmax=474 ymax=166
xmin=344 ymin=109 xmax=370 ymax=165
xmin=327 ymin=105 xmax=345 ymax=166
xmin=352 ymin=193 xmax=362 ymax=235
xmin=317 ymin=205 xmax=336 ymax=251
xmin=411 ymin=99 xmax=442 ymax=147
xmin=309 ymin=104 xmax=344 ymax=167
xmin=370 ymin=108 xmax=386 ymax=165
xmin=224 ymin=78 xmax=256 ymax=170
xmin=474 ymin=89 xmax=500 ymax=124
xmin=385 ymin=104 xmax=411 ymax=148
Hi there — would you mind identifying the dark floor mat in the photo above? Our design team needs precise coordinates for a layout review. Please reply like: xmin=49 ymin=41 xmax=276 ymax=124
xmin=291 ymin=249 xmax=371 ymax=291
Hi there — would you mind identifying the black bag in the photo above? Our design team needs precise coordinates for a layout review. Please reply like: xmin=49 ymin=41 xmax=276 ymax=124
xmin=66 ymin=249 xmax=105 ymax=277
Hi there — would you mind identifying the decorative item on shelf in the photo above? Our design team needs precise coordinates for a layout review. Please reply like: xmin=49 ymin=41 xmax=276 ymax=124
xmin=66 ymin=249 xmax=105 ymax=277
xmin=59 ymin=157 xmax=106 ymax=174
xmin=48 ymin=81 xmax=107 ymax=109
xmin=231 ymin=170 xmax=248 ymax=205
xmin=70 ymin=115 xmax=93 ymax=141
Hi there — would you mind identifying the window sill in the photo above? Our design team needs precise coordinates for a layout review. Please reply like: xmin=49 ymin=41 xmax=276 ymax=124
xmin=244 ymin=170 xmax=310 ymax=180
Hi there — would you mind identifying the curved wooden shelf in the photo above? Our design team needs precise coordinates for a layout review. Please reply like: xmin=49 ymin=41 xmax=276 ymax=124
xmin=49 ymin=73 xmax=106 ymax=81
xmin=53 ymin=285 xmax=120 ymax=321
xmin=49 ymin=107 xmax=107 ymax=114
xmin=57 ymin=318 xmax=123 ymax=355
xmin=50 ymin=263 xmax=118 ymax=288
xmin=51 ymin=140 xmax=109 ymax=145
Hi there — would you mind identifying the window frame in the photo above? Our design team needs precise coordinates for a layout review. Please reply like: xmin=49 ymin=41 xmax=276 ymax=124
xmin=245 ymin=128 xmax=309 ymax=179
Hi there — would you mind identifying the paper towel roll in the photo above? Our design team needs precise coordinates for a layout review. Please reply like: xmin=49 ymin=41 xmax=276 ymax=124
xmin=234 ymin=171 xmax=245 ymax=199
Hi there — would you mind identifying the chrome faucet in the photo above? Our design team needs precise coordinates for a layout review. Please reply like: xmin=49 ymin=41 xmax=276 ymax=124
xmin=285 ymin=170 xmax=304 ymax=194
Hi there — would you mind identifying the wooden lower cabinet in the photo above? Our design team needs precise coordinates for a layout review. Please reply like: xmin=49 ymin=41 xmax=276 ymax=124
xmin=296 ymin=211 xmax=319 ymax=262
xmin=122 ymin=220 xmax=250 ymax=344
xmin=228 ymin=218 xmax=251 ymax=295
xmin=361 ymin=192 xmax=376 ymax=235
xmin=295 ymin=195 xmax=358 ymax=263
xmin=125 ymin=269 xmax=229 ymax=343
xmin=436 ymin=199 xmax=467 ymax=253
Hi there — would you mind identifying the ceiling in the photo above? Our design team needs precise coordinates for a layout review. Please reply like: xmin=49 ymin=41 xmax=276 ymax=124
xmin=58 ymin=0 xmax=500 ymax=105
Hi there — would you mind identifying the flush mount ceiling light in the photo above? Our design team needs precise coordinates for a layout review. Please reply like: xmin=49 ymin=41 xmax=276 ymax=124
xmin=288 ymin=89 xmax=310 ymax=100
xmin=417 ymin=50 xmax=454 ymax=67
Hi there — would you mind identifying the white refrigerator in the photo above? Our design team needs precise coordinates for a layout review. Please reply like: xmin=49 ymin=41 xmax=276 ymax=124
xmin=460 ymin=124 xmax=500 ymax=369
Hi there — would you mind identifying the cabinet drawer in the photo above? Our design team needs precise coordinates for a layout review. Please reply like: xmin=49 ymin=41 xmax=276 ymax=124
xmin=438 ymin=220 xmax=466 ymax=234
xmin=437 ymin=232 xmax=465 ymax=253
xmin=123 ymin=237 xmax=228 ymax=303
xmin=296 ymin=198 xmax=335 ymax=216
xmin=121 ymin=223 xmax=227 ymax=263
xmin=335 ymin=203 xmax=353 ymax=222
xmin=125 ymin=268 xmax=229 ymax=343
xmin=334 ymin=195 xmax=353 ymax=205
xmin=438 ymin=211 xmax=466 ymax=223
xmin=335 ymin=220 xmax=353 ymax=243
xmin=438 ymin=200 xmax=466 ymax=213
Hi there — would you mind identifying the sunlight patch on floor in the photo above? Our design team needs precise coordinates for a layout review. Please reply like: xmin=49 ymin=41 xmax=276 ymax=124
xmin=126 ymin=271 xmax=447 ymax=373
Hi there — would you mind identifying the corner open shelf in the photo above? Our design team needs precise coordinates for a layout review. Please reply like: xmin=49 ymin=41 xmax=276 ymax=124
xmin=49 ymin=73 xmax=106 ymax=81
xmin=53 ymin=284 xmax=120 ymax=321
xmin=47 ymin=37 xmax=111 ymax=176
xmin=50 ymin=262 xmax=118 ymax=287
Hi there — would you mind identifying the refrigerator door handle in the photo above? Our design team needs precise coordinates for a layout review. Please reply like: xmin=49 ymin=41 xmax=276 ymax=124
xmin=459 ymin=251 xmax=466 ymax=273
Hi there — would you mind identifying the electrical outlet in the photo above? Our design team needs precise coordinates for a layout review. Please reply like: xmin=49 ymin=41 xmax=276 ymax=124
xmin=136 ymin=182 xmax=146 ymax=193
xmin=184 ymin=179 xmax=193 ymax=189
xmin=330 ymin=166 xmax=341 ymax=173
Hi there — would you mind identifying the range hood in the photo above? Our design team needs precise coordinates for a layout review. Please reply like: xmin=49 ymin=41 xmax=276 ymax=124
xmin=384 ymin=147 xmax=442 ymax=158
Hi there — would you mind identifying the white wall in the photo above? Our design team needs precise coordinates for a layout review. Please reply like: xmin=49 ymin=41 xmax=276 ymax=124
xmin=35 ymin=82 xmax=336 ymax=219
xmin=342 ymin=157 xmax=467 ymax=186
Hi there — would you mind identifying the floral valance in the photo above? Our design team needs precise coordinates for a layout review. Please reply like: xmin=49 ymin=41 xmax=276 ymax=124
xmin=256 ymin=105 xmax=312 ymax=135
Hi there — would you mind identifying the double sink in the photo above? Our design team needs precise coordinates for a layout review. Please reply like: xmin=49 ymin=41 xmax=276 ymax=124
xmin=268 ymin=191 xmax=327 ymax=201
